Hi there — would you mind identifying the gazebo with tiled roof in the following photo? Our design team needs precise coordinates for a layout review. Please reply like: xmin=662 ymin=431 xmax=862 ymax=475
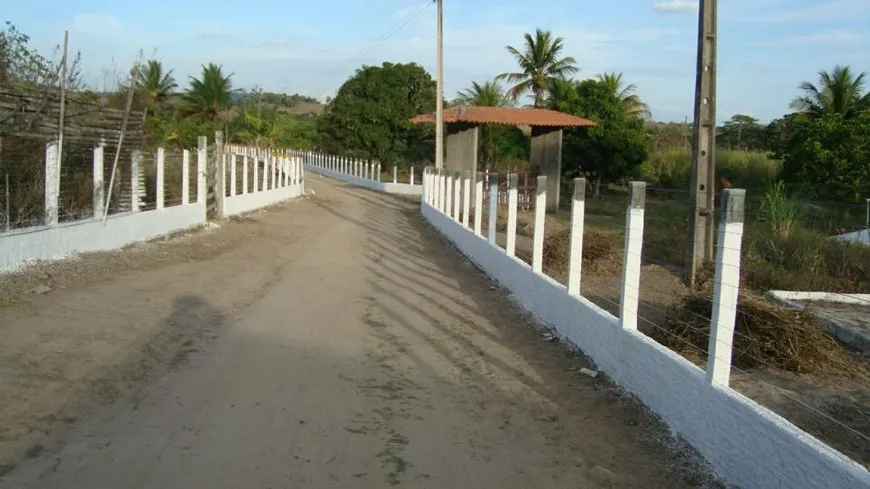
xmin=410 ymin=106 xmax=597 ymax=212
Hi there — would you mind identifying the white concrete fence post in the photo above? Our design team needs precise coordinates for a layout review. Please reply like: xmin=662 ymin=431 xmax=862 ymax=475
xmin=410 ymin=166 xmax=415 ymax=186
xmin=242 ymin=155 xmax=249 ymax=194
xmin=488 ymin=173 xmax=498 ymax=245
xmin=393 ymin=165 xmax=398 ymax=184
xmin=453 ymin=171 xmax=461 ymax=222
xmin=376 ymin=163 xmax=381 ymax=182
xmin=707 ymin=189 xmax=747 ymax=387
xmin=474 ymin=172 xmax=483 ymax=236
xmin=506 ymin=173 xmax=518 ymax=257
xmin=619 ymin=181 xmax=646 ymax=331
xmin=440 ymin=169 xmax=448 ymax=213
xmin=445 ymin=170 xmax=453 ymax=217
xmin=227 ymin=152 xmax=236 ymax=196
xmin=156 ymin=147 xmax=165 ymax=209
xmin=567 ymin=178 xmax=586 ymax=296
xmin=93 ymin=141 xmax=105 ymax=219
xmin=462 ymin=171 xmax=471 ymax=228
xmin=44 ymin=141 xmax=60 ymax=224
xmin=272 ymin=155 xmax=278 ymax=189
xmin=532 ymin=175 xmax=547 ymax=273
xmin=197 ymin=136 xmax=207 ymax=204
xmin=252 ymin=151 xmax=259 ymax=193
xmin=131 ymin=149 xmax=142 ymax=212
xmin=182 ymin=150 xmax=190 ymax=204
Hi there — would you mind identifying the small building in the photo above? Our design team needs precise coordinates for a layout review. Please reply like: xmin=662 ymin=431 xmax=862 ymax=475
xmin=410 ymin=106 xmax=596 ymax=212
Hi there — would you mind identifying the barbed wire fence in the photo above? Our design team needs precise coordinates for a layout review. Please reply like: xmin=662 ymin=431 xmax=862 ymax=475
xmin=0 ymin=28 xmax=148 ymax=232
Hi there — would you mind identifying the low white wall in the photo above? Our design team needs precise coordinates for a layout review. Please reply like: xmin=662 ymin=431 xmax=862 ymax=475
xmin=769 ymin=290 xmax=870 ymax=305
xmin=0 ymin=203 xmax=206 ymax=272
xmin=305 ymin=165 xmax=421 ymax=196
xmin=222 ymin=184 xmax=305 ymax=217
xmin=836 ymin=229 xmax=869 ymax=246
xmin=421 ymin=202 xmax=870 ymax=489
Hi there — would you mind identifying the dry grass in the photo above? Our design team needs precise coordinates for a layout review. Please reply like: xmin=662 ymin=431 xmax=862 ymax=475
xmin=542 ymin=227 xmax=622 ymax=282
xmin=652 ymin=290 xmax=861 ymax=375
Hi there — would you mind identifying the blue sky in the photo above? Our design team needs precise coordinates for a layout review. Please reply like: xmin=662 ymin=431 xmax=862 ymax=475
xmin=5 ymin=0 xmax=870 ymax=122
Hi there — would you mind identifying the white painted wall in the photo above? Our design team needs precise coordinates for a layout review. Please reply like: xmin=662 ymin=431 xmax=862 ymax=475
xmin=836 ymin=229 xmax=870 ymax=246
xmin=1 ymin=203 xmax=206 ymax=272
xmin=222 ymin=184 xmax=305 ymax=217
xmin=305 ymin=162 xmax=422 ymax=196
xmin=420 ymin=201 xmax=870 ymax=489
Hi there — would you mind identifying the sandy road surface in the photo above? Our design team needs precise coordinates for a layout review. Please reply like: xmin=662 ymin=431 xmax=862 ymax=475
xmin=0 ymin=175 xmax=719 ymax=488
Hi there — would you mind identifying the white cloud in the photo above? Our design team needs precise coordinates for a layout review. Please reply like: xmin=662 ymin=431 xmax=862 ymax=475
xmin=71 ymin=14 xmax=121 ymax=33
xmin=652 ymin=1 xmax=698 ymax=14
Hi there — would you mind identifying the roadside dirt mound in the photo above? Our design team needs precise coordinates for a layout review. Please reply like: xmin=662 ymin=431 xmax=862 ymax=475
xmin=653 ymin=290 xmax=860 ymax=375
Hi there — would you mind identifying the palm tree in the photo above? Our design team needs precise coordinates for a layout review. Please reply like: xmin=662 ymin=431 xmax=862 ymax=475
xmin=790 ymin=65 xmax=870 ymax=119
xmin=457 ymin=80 xmax=506 ymax=107
xmin=496 ymin=29 xmax=579 ymax=107
xmin=596 ymin=72 xmax=651 ymax=119
xmin=135 ymin=59 xmax=177 ymax=107
xmin=455 ymin=80 xmax=507 ymax=167
xmin=182 ymin=63 xmax=234 ymax=122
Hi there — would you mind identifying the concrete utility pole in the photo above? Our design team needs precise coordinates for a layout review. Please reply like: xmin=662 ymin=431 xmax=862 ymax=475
xmin=684 ymin=0 xmax=717 ymax=288
xmin=435 ymin=0 xmax=444 ymax=169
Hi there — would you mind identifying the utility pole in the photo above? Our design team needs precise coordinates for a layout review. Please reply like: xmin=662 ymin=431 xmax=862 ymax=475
xmin=684 ymin=0 xmax=717 ymax=288
xmin=435 ymin=0 xmax=444 ymax=169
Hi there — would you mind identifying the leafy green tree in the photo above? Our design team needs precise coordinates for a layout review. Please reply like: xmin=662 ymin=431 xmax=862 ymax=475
xmin=776 ymin=114 xmax=870 ymax=201
xmin=135 ymin=59 xmax=177 ymax=108
xmin=182 ymin=63 xmax=234 ymax=122
xmin=595 ymin=72 xmax=651 ymax=119
xmin=790 ymin=65 xmax=870 ymax=120
xmin=316 ymin=62 xmax=436 ymax=163
xmin=497 ymin=29 xmax=579 ymax=107
xmin=549 ymin=78 xmax=650 ymax=196
xmin=718 ymin=114 xmax=767 ymax=151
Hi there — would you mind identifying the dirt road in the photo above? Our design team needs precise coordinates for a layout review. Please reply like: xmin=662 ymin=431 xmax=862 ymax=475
xmin=0 ymin=176 xmax=718 ymax=488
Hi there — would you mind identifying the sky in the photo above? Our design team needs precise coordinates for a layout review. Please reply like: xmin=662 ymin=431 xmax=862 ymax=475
xmin=4 ymin=0 xmax=870 ymax=123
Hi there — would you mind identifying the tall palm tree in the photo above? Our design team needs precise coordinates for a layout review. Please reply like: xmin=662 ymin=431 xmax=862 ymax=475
xmin=135 ymin=59 xmax=177 ymax=107
xmin=496 ymin=29 xmax=579 ymax=107
xmin=457 ymin=80 xmax=506 ymax=107
xmin=790 ymin=65 xmax=870 ymax=119
xmin=455 ymin=80 xmax=506 ymax=168
xmin=596 ymin=72 xmax=651 ymax=119
xmin=182 ymin=63 xmax=234 ymax=122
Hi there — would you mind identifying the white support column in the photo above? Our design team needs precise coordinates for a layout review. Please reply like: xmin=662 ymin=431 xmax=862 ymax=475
xmin=439 ymin=170 xmax=447 ymax=212
xmin=462 ymin=171 xmax=471 ymax=228
xmin=376 ymin=163 xmax=381 ymax=182
xmin=488 ymin=173 xmax=498 ymax=245
xmin=445 ymin=171 xmax=453 ymax=217
xmin=44 ymin=141 xmax=60 ymax=224
xmin=242 ymin=155 xmax=249 ymax=194
xmin=453 ymin=171 xmax=462 ymax=222
xmin=131 ymin=149 xmax=142 ymax=212
xmin=506 ymin=173 xmax=518 ymax=257
xmin=410 ymin=166 xmax=415 ymax=186
xmin=393 ymin=165 xmax=398 ymax=183
xmin=156 ymin=147 xmax=165 ymax=209
xmin=707 ymin=189 xmax=747 ymax=387
xmin=253 ymin=151 xmax=260 ymax=193
xmin=619 ymin=181 xmax=646 ymax=331
xmin=197 ymin=136 xmax=207 ymax=204
xmin=532 ymin=176 xmax=547 ymax=273
xmin=229 ymin=153 xmax=236 ymax=196
xmin=568 ymin=178 xmax=586 ymax=296
xmin=182 ymin=150 xmax=190 ymax=204
xmin=272 ymin=155 xmax=278 ymax=188
xmin=262 ymin=154 xmax=269 ymax=191
xmin=474 ymin=172 xmax=483 ymax=236
xmin=92 ymin=141 xmax=105 ymax=219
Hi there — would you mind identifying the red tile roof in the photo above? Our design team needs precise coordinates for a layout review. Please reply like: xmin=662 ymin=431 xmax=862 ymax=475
xmin=410 ymin=106 xmax=597 ymax=128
